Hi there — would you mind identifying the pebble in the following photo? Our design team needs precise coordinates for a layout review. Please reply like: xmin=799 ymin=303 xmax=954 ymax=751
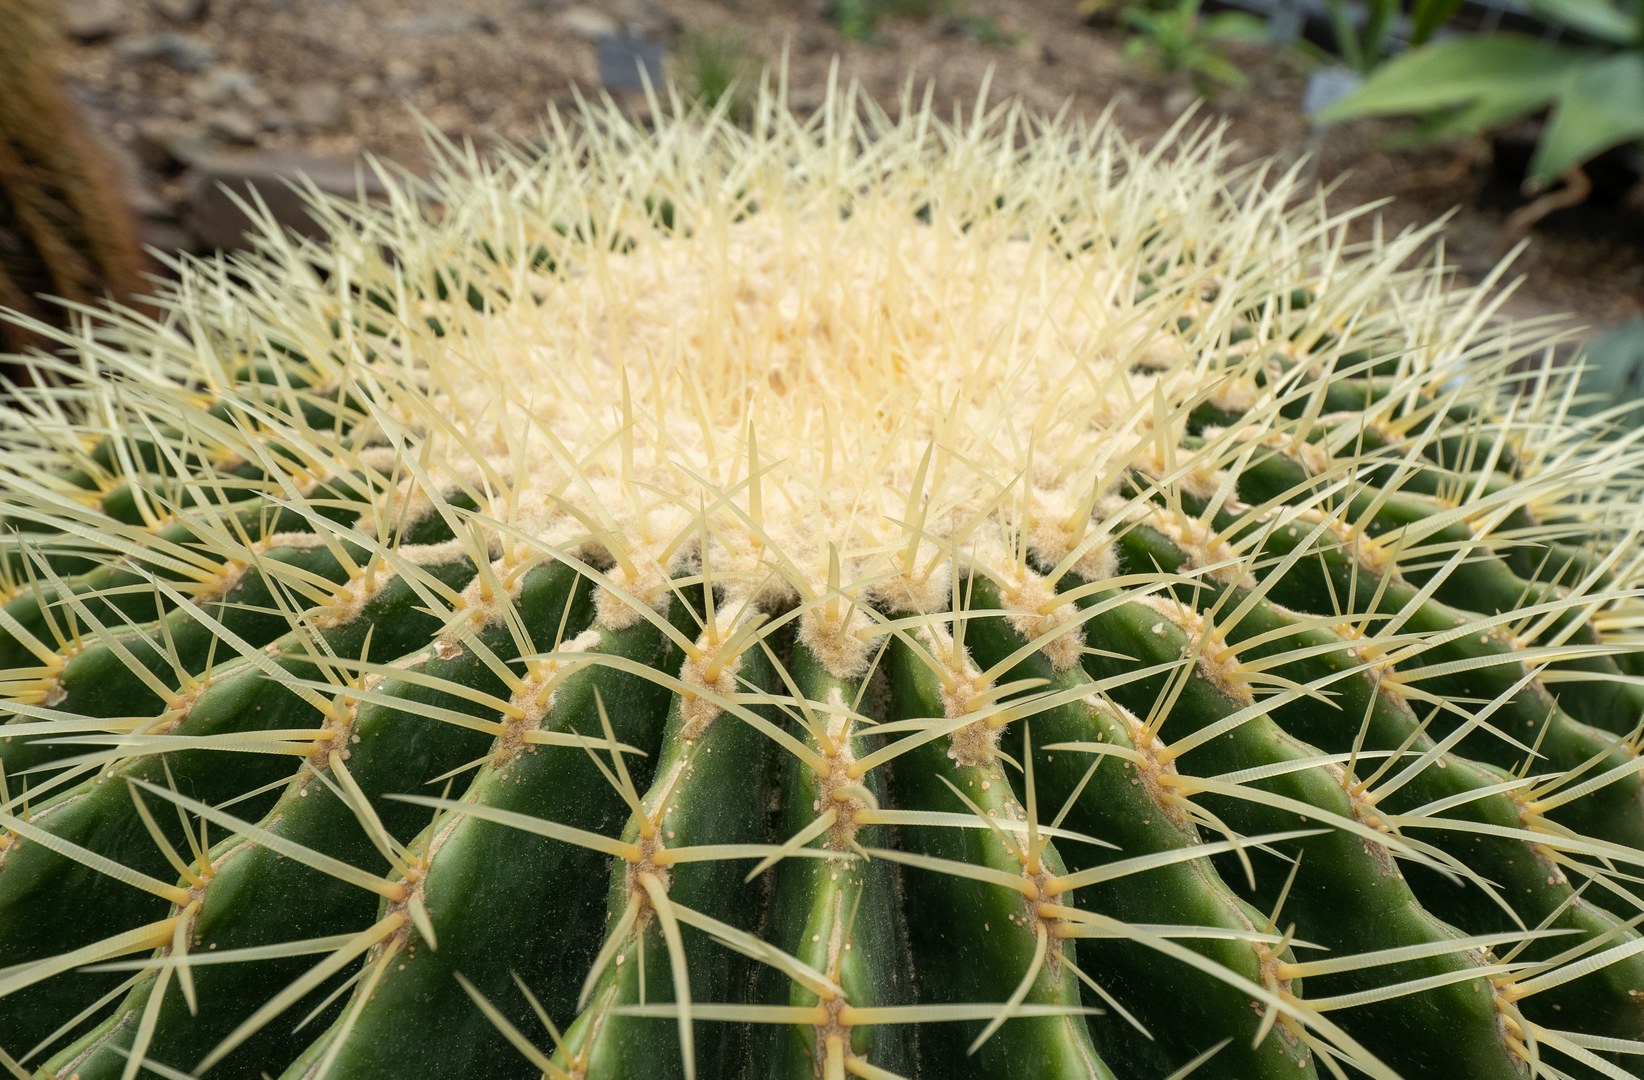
xmin=1163 ymin=87 xmax=1197 ymax=118
xmin=150 ymin=0 xmax=208 ymax=23
xmin=206 ymin=108 xmax=261 ymax=144
xmin=794 ymin=24 xmax=830 ymax=55
xmin=182 ymin=148 xmax=397 ymax=251
xmin=61 ymin=0 xmax=127 ymax=41
xmin=114 ymin=33 xmax=217 ymax=72
xmin=384 ymin=59 xmax=420 ymax=96
xmin=133 ymin=117 xmax=211 ymax=171
xmin=596 ymin=34 xmax=664 ymax=93
xmin=388 ymin=14 xmax=498 ymax=36
xmin=637 ymin=2 xmax=684 ymax=36
xmin=555 ymin=5 xmax=619 ymax=39
xmin=290 ymin=84 xmax=345 ymax=132
xmin=191 ymin=67 xmax=265 ymax=109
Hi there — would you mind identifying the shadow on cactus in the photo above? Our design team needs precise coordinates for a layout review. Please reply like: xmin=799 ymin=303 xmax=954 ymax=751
xmin=2 ymin=77 xmax=1644 ymax=1080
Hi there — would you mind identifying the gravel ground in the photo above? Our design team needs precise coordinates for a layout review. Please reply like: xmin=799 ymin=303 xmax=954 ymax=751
xmin=54 ymin=0 xmax=1644 ymax=337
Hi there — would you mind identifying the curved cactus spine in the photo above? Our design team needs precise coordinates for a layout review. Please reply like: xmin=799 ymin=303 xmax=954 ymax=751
xmin=5 ymin=80 xmax=1644 ymax=1080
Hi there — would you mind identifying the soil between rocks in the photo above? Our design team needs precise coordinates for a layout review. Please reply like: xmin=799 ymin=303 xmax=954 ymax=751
xmin=56 ymin=0 xmax=1644 ymax=342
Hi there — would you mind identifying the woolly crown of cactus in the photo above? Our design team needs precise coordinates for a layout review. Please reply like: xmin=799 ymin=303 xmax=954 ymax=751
xmin=3 ymin=77 xmax=1644 ymax=1080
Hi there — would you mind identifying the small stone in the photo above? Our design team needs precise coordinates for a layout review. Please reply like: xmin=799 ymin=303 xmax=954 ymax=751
xmin=133 ymin=117 xmax=211 ymax=171
xmin=206 ymin=108 xmax=260 ymax=144
xmin=788 ymin=90 xmax=823 ymax=115
xmin=596 ymin=33 xmax=664 ymax=93
xmin=794 ymin=24 xmax=829 ymax=55
xmin=1163 ymin=87 xmax=1197 ymax=118
xmin=150 ymin=0 xmax=207 ymax=23
xmin=290 ymin=84 xmax=344 ymax=132
xmin=181 ymin=149 xmax=399 ymax=251
xmin=192 ymin=67 xmax=264 ymax=109
xmin=388 ymin=13 xmax=497 ymax=36
xmin=384 ymin=59 xmax=419 ymax=95
xmin=115 ymin=33 xmax=217 ymax=73
xmin=61 ymin=0 xmax=126 ymax=41
xmin=347 ymin=75 xmax=380 ymax=98
xmin=636 ymin=2 xmax=684 ymax=36
xmin=554 ymin=5 xmax=618 ymax=39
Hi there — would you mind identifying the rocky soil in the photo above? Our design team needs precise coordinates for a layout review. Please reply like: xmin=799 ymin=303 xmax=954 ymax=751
xmin=53 ymin=0 xmax=1644 ymax=345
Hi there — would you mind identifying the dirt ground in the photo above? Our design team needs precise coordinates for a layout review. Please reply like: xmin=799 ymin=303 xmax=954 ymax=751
xmin=57 ymin=0 xmax=1644 ymax=339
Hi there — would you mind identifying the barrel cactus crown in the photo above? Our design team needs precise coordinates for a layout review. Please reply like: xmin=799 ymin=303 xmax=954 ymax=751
xmin=3 ymin=79 xmax=1644 ymax=1080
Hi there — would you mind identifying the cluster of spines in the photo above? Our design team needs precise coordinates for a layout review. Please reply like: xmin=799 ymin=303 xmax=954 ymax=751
xmin=4 ymin=77 xmax=1644 ymax=1080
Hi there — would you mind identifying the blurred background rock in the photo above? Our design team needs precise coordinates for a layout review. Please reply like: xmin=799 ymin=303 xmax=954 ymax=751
xmin=13 ymin=0 xmax=1644 ymax=373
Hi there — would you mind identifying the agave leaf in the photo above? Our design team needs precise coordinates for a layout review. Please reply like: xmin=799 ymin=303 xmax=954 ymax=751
xmin=1317 ymin=35 xmax=1581 ymax=123
xmin=1531 ymin=53 xmax=1644 ymax=184
xmin=1408 ymin=0 xmax=1466 ymax=46
xmin=1201 ymin=11 xmax=1269 ymax=42
xmin=1398 ymin=88 xmax=1567 ymax=147
xmin=1525 ymin=0 xmax=1637 ymax=45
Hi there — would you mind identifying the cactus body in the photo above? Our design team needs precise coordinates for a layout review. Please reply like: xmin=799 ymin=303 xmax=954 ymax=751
xmin=3 ymin=85 xmax=1644 ymax=1080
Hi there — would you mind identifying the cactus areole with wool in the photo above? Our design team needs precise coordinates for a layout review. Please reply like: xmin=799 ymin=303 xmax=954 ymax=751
xmin=2 ymin=82 xmax=1644 ymax=1080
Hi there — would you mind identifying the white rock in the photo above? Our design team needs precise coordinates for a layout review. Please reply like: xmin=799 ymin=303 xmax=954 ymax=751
xmin=555 ymin=5 xmax=619 ymax=39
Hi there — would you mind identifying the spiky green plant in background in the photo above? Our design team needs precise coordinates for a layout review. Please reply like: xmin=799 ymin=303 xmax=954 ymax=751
xmin=3 ymin=76 xmax=1644 ymax=1080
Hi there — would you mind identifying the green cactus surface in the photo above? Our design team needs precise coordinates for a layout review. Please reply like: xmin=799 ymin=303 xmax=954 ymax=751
xmin=3 ymin=82 xmax=1644 ymax=1080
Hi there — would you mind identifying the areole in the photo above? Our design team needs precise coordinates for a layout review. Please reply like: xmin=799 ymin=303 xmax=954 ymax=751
xmin=1 ymin=76 xmax=1643 ymax=1080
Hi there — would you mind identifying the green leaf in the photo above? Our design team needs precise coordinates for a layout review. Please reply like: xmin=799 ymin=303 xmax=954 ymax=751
xmin=1394 ymin=90 xmax=1560 ymax=146
xmin=1531 ymin=53 xmax=1644 ymax=182
xmin=1573 ymin=317 xmax=1644 ymax=418
xmin=1408 ymin=0 xmax=1466 ymax=46
xmin=1524 ymin=0 xmax=1635 ymax=45
xmin=1361 ymin=0 xmax=1400 ymax=63
xmin=1324 ymin=0 xmax=1366 ymax=72
xmin=1193 ymin=52 xmax=1251 ymax=88
xmin=1316 ymin=35 xmax=1581 ymax=122
xmin=1202 ymin=11 xmax=1270 ymax=41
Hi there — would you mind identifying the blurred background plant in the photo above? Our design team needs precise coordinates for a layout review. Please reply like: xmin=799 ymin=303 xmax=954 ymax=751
xmin=4 ymin=0 xmax=1636 ymax=415
xmin=1317 ymin=0 xmax=1465 ymax=72
xmin=677 ymin=29 xmax=755 ymax=123
xmin=1560 ymin=316 xmax=1644 ymax=428
xmin=1111 ymin=0 xmax=1269 ymax=92
xmin=1316 ymin=0 xmax=1644 ymax=225
xmin=830 ymin=0 xmax=952 ymax=41
xmin=829 ymin=0 xmax=1018 ymax=44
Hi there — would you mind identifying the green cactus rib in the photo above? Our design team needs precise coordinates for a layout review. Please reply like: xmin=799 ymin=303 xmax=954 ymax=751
xmin=5 ymin=84 xmax=1644 ymax=1080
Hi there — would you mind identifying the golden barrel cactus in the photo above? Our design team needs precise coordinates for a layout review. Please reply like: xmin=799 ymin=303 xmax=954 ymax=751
xmin=2 ymin=81 xmax=1643 ymax=1080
